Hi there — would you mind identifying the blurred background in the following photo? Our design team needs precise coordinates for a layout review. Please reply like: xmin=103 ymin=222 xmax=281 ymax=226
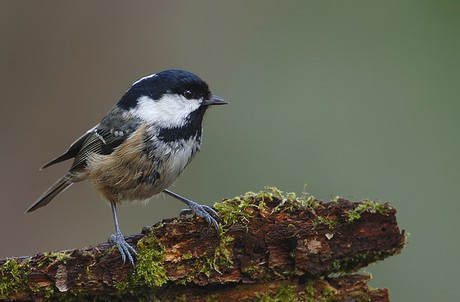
xmin=1 ymin=1 xmax=459 ymax=300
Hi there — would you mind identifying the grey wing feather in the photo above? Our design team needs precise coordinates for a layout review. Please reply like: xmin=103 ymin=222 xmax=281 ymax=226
xmin=41 ymin=125 xmax=99 ymax=169
xmin=69 ymin=126 xmax=129 ymax=171
xmin=28 ymin=111 xmax=137 ymax=213
xmin=26 ymin=175 xmax=73 ymax=213
xmin=68 ymin=111 xmax=142 ymax=170
xmin=26 ymin=125 xmax=129 ymax=213
xmin=41 ymin=122 xmax=132 ymax=172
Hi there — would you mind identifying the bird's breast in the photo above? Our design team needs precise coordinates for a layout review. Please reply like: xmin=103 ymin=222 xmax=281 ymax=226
xmin=86 ymin=124 xmax=201 ymax=203
xmin=148 ymin=134 xmax=201 ymax=189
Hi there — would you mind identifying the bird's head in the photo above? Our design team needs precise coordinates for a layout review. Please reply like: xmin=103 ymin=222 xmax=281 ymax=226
xmin=117 ymin=69 xmax=226 ymax=128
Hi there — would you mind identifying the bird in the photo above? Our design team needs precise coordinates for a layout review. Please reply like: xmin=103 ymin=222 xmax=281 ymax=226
xmin=26 ymin=69 xmax=227 ymax=266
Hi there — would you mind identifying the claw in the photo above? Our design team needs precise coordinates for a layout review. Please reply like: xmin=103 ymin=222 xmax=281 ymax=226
xmin=181 ymin=201 xmax=220 ymax=231
xmin=162 ymin=189 xmax=220 ymax=232
xmin=109 ymin=232 xmax=137 ymax=266
xmin=180 ymin=208 xmax=193 ymax=217
xmin=201 ymin=204 xmax=220 ymax=219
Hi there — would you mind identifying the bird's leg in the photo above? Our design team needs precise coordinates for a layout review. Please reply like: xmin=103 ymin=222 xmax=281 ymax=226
xmin=163 ymin=189 xmax=220 ymax=231
xmin=108 ymin=201 xmax=137 ymax=266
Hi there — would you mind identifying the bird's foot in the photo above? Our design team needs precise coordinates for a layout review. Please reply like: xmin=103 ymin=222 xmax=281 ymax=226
xmin=109 ymin=232 xmax=137 ymax=266
xmin=180 ymin=201 xmax=220 ymax=231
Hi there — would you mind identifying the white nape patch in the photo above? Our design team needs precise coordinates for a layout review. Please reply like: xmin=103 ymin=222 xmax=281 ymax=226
xmin=132 ymin=73 xmax=157 ymax=86
xmin=131 ymin=94 xmax=202 ymax=128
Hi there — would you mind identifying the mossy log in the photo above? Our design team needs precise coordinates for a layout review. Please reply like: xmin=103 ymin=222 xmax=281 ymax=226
xmin=0 ymin=188 xmax=405 ymax=301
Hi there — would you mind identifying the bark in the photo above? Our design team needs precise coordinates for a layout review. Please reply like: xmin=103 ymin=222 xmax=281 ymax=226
xmin=0 ymin=188 xmax=405 ymax=301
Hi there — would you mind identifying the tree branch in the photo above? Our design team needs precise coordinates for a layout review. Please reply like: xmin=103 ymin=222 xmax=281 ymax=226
xmin=0 ymin=188 xmax=405 ymax=301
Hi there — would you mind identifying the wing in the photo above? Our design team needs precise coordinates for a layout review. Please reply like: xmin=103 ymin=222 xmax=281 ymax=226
xmin=41 ymin=109 xmax=141 ymax=172
xmin=68 ymin=125 xmax=129 ymax=171
xmin=41 ymin=125 xmax=99 ymax=169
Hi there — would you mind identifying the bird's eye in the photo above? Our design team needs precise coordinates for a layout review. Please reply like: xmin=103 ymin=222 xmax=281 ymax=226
xmin=182 ymin=90 xmax=194 ymax=100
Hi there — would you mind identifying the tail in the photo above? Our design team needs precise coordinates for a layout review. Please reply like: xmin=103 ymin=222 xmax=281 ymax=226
xmin=26 ymin=176 xmax=73 ymax=213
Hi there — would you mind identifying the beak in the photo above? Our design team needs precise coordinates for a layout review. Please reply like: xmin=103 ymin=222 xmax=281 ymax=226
xmin=203 ymin=95 xmax=228 ymax=106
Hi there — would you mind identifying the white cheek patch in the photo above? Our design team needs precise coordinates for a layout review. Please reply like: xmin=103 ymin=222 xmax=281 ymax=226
xmin=131 ymin=95 xmax=201 ymax=128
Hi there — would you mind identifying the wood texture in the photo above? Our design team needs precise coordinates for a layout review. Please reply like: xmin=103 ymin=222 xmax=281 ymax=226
xmin=0 ymin=189 xmax=405 ymax=301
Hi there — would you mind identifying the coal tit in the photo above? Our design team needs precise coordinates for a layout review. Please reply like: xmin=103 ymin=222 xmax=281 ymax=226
xmin=26 ymin=69 xmax=227 ymax=266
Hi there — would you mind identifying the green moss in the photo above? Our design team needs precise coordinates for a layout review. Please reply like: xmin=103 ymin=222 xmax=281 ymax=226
xmin=30 ymin=285 xmax=56 ymax=300
xmin=115 ymin=232 xmax=167 ymax=294
xmin=9 ymin=188 xmax=392 ymax=301
xmin=0 ymin=258 xmax=30 ymax=299
xmin=113 ymin=225 xmax=233 ymax=296
xmin=287 ymin=223 xmax=297 ymax=230
xmin=174 ymin=294 xmax=187 ymax=302
xmin=254 ymin=284 xmax=297 ymax=302
xmin=329 ymin=249 xmax=397 ymax=275
xmin=267 ymin=186 xmax=319 ymax=214
xmin=214 ymin=186 xmax=318 ymax=229
xmin=309 ymin=198 xmax=391 ymax=231
xmin=304 ymin=280 xmax=316 ymax=301
xmin=311 ymin=216 xmax=339 ymax=229
xmin=321 ymin=284 xmax=336 ymax=298
xmin=30 ymin=285 xmax=56 ymax=301
xmin=31 ymin=282 xmax=119 ymax=302
xmin=331 ymin=260 xmax=342 ymax=272
xmin=330 ymin=196 xmax=341 ymax=204
xmin=211 ymin=234 xmax=234 ymax=273
xmin=175 ymin=233 xmax=235 ymax=285
xmin=304 ymin=280 xmax=337 ymax=302
xmin=241 ymin=264 xmax=271 ymax=279
xmin=346 ymin=200 xmax=390 ymax=223
xmin=182 ymin=252 xmax=193 ymax=260
xmin=135 ymin=233 xmax=167 ymax=287
xmin=213 ymin=194 xmax=257 ymax=227
xmin=348 ymin=290 xmax=373 ymax=301
xmin=38 ymin=251 xmax=72 ymax=267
